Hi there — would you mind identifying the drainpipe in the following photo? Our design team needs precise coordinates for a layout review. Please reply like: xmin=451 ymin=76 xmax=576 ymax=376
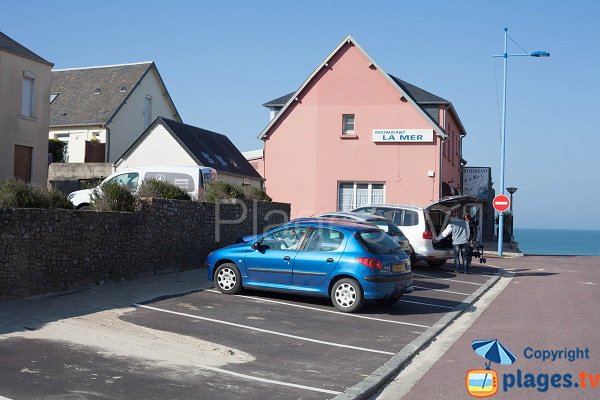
xmin=439 ymin=105 xmax=451 ymax=199
xmin=104 ymin=125 xmax=110 ymax=163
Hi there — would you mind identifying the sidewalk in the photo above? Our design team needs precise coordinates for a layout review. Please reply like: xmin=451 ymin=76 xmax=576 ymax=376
xmin=377 ymin=255 xmax=600 ymax=399
xmin=480 ymin=241 xmax=523 ymax=258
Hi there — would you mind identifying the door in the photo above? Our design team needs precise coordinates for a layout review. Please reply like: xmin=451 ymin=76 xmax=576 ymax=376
xmin=293 ymin=228 xmax=346 ymax=287
xmin=245 ymin=227 xmax=309 ymax=285
xmin=464 ymin=203 xmax=483 ymax=243
xmin=14 ymin=145 xmax=33 ymax=182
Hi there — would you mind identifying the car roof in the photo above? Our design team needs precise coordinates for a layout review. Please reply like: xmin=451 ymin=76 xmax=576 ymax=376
xmin=354 ymin=204 xmax=423 ymax=212
xmin=317 ymin=211 xmax=388 ymax=221
xmin=289 ymin=218 xmax=379 ymax=232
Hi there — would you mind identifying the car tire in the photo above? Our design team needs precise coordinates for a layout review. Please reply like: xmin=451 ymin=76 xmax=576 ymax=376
xmin=214 ymin=263 xmax=243 ymax=295
xmin=331 ymin=278 xmax=364 ymax=313
xmin=77 ymin=205 xmax=91 ymax=211
xmin=376 ymin=295 xmax=402 ymax=307
xmin=427 ymin=260 xmax=446 ymax=268
xmin=409 ymin=247 xmax=417 ymax=267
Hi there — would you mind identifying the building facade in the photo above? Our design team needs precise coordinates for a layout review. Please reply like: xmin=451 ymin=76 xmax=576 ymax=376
xmin=115 ymin=117 xmax=264 ymax=188
xmin=0 ymin=32 xmax=53 ymax=186
xmin=258 ymin=36 xmax=467 ymax=218
xmin=49 ymin=62 xmax=180 ymax=163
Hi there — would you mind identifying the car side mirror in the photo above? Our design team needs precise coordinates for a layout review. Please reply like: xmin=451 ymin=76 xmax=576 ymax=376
xmin=251 ymin=242 xmax=259 ymax=250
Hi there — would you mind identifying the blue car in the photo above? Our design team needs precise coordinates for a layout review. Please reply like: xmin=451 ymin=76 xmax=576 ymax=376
xmin=206 ymin=220 xmax=413 ymax=313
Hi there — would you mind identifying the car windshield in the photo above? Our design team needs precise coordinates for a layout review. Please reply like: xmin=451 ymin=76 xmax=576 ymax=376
xmin=356 ymin=230 xmax=402 ymax=254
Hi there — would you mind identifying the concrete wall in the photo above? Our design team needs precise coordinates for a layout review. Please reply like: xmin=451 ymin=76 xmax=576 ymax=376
xmin=108 ymin=67 xmax=180 ymax=162
xmin=0 ymin=49 xmax=52 ymax=186
xmin=47 ymin=162 xmax=113 ymax=193
xmin=0 ymin=199 xmax=290 ymax=300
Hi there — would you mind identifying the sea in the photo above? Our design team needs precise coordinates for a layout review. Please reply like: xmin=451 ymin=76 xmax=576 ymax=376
xmin=514 ymin=228 xmax=600 ymax=256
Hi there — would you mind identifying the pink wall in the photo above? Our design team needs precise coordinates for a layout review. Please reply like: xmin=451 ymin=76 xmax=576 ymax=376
xmin=263 ymin=42 xmax=459 ymax=218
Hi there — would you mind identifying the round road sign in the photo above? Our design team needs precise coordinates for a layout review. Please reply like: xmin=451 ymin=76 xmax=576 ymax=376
xmin=493 ymin=194 xmax=510 ymax=213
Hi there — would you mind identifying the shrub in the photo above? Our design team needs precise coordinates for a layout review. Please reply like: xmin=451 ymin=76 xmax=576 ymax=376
xmin=204 ymin=181 xmax=246 ymax=202
xmin=242 ymin=185 xmax=271 ymax=202
xmin=0 ymin=179 xmax=73 ymax=209
xmin=137 ymin=179 xmax=191 ymax=201
xmin=48 ymin=139 xmax=68 ymax=163
xmin=91 ymin=182 xmax=135 ymax=212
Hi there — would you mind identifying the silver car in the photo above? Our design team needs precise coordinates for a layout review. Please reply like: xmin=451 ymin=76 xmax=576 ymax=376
xmin=316 ymin=212 xmax=412 ymax=257
xmin=353 ymin=195 xmax=476 ymax=267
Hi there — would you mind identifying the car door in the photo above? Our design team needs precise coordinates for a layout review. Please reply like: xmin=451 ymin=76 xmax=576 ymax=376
xmin=292 ymin=228 xmax=346 ymax=287
xmin=245 ymin=227 xmax=309 ymax=285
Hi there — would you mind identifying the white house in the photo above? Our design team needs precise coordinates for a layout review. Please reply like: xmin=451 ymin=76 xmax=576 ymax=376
xmin=49 ymin=61 xmax=180 ymax=163
xmin=115 ymin=117 xmax=264 ymax=188
xmin=0 ymin=31 xmax=53 ymax=186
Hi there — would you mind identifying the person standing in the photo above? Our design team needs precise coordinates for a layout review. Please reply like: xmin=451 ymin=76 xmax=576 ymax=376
xmin=464 ymin=214 xmax=478 ymax=273
xmin=435 ymin=211 xmax=470 ymax=273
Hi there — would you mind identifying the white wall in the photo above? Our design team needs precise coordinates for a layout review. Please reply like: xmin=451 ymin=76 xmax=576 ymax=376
xmin=48 ymin=126 xmax=106 ymax=163
xmin=0 ymin=50 xmax=52 ymax=186
xmin=108 ymin=67 xmax=180 ymax=162
xmin=116 ymin=124 xmax=196 ymax=169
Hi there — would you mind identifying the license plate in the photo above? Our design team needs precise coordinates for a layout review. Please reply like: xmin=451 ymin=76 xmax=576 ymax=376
xmin=392 ymin=263 xmax=405 ymax=273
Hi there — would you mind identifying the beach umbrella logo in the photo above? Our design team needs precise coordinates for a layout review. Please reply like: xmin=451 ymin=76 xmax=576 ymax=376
xmin=466 ymin=339 xmax=516 ymax=398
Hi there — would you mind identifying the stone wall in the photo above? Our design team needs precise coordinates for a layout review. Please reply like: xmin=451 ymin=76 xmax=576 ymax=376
xmin=0 ymin=199 xmax=290 ymax=300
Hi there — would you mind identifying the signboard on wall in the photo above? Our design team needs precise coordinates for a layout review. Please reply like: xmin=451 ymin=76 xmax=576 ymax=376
xmin=462 ymin=167 xmax=491 ymax=200
xmin=372 ymin=129 xmax=434 ymax=143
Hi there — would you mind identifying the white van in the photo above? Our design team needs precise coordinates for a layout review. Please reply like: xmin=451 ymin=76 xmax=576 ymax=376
xmin=353 ymin=195 xmax=476 ymax=267
xmin=68 ymin=166 xmax=217 ymax=209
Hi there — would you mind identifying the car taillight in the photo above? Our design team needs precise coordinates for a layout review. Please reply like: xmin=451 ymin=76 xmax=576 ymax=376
xmin=357 ymin=257 xmax=382 ymax=270
xmin=422 ymin=231 xmax=433 ymax=240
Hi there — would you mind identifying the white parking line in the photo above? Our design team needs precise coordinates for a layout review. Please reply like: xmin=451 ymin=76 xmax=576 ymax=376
xmin=413 ymin=273 xmax=483 ymax=286
xmin=193 ymin=364 xmax=341 ymax=395
xmin=399 ymin=299 xmax=455 ymax=309
xmin=133 ymin=304 xmax=395 ymax=355
xmin=412 ymin=285 xmax=470 ymax=296
xmin=206 ymin=289 xmax=431 ymax=329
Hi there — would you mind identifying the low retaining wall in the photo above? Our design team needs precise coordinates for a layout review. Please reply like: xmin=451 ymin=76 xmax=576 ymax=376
xmin=0 ymin=199 xmax=290 ymax=300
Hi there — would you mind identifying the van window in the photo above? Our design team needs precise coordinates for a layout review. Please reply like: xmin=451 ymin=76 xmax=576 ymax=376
xmin=106 ymin=173 xmax=139 ymax=191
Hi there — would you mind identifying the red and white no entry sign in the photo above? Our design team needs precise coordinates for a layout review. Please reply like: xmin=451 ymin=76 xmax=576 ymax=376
xmin=493 ymin=194 xmax=510 ymax=213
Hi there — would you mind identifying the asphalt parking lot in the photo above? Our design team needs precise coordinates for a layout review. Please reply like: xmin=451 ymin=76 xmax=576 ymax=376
xmin=0 ymin=263 xmax=500 ymax=400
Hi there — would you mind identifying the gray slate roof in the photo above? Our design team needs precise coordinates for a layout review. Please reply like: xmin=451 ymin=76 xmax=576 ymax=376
xmin=263 ymin=74 xmax=449 ymax=108
xmin=0 ymin=31 xmax=52 ymax=65
xmin=121 ymin=117 xmax=263 ymax=180
xmin=50 ymin=62 xmax=153 ymax=126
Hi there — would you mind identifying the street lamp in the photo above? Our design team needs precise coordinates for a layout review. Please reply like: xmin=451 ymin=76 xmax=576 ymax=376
xmin=494 ymin=28 xmax=549 ymax=256
xmin=506 ymin=186 xmax=518 ymax=243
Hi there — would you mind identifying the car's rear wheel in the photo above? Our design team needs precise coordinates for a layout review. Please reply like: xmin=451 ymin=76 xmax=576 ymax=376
xmin=376 ymin=295 xmax=402 ymax=307
xmin=427 ymin=260 xmax=446 ymax=268
xmin=331 ymin=278 xmax=364 ymax=313
xmin=214 ymin=263 xmax=243 ymax=294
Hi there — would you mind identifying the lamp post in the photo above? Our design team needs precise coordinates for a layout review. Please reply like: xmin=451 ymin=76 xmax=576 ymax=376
xmin=494 ymin=28 xmax=549 ymax=256
xmin=506 ymin=186 xmax=518 ymax=243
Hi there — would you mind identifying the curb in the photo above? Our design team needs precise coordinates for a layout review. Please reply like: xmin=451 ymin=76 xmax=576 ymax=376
xmin=331 ymin=269 xmax=504 ymax=400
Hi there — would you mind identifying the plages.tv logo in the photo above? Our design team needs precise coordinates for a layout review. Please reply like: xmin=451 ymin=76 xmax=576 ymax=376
xmin=466 ymin=339 xmax=516 ymax=398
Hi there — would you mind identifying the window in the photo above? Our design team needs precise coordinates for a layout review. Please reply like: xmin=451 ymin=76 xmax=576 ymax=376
xmin=21 ymin=72 xmax=35 ymax=118
xmin=303 ymin=228 xmax=344 ymax=252
xmin=50 ymin=93 xmax=59 ymax=103
xmin=260 ymin=227 xmax=309 ymax=251
xmin=144 ymin=95 xmax=153 ymax=128
xmin=342 ymin=114 xmax=355 ymax=135
xmin=356 ymin=231 xmax=401 ymax=254
xmin=106 ymin=172 xmax=139 ymax=191
xmin=338 ymin=182 xmax=385 ymax=211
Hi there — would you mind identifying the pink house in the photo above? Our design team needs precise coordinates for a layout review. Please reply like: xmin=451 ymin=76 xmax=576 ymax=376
xmin=257 ymin=35 xmax=466 ymax=218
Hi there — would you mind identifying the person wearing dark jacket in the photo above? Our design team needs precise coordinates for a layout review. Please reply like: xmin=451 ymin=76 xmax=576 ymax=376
xmin=464 ymin=214 xmax=477 ymax=272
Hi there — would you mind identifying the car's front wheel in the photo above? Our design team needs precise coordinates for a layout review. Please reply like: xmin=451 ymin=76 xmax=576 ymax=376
xmin=331 ymin=278 xmax=364 ymax=313
xmin=214 ymin=263 xmax=243 ymax=294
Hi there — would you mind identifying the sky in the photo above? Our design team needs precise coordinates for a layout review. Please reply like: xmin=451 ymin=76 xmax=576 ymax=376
xmin=2 ymin=0 xmax=599 ymax=229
